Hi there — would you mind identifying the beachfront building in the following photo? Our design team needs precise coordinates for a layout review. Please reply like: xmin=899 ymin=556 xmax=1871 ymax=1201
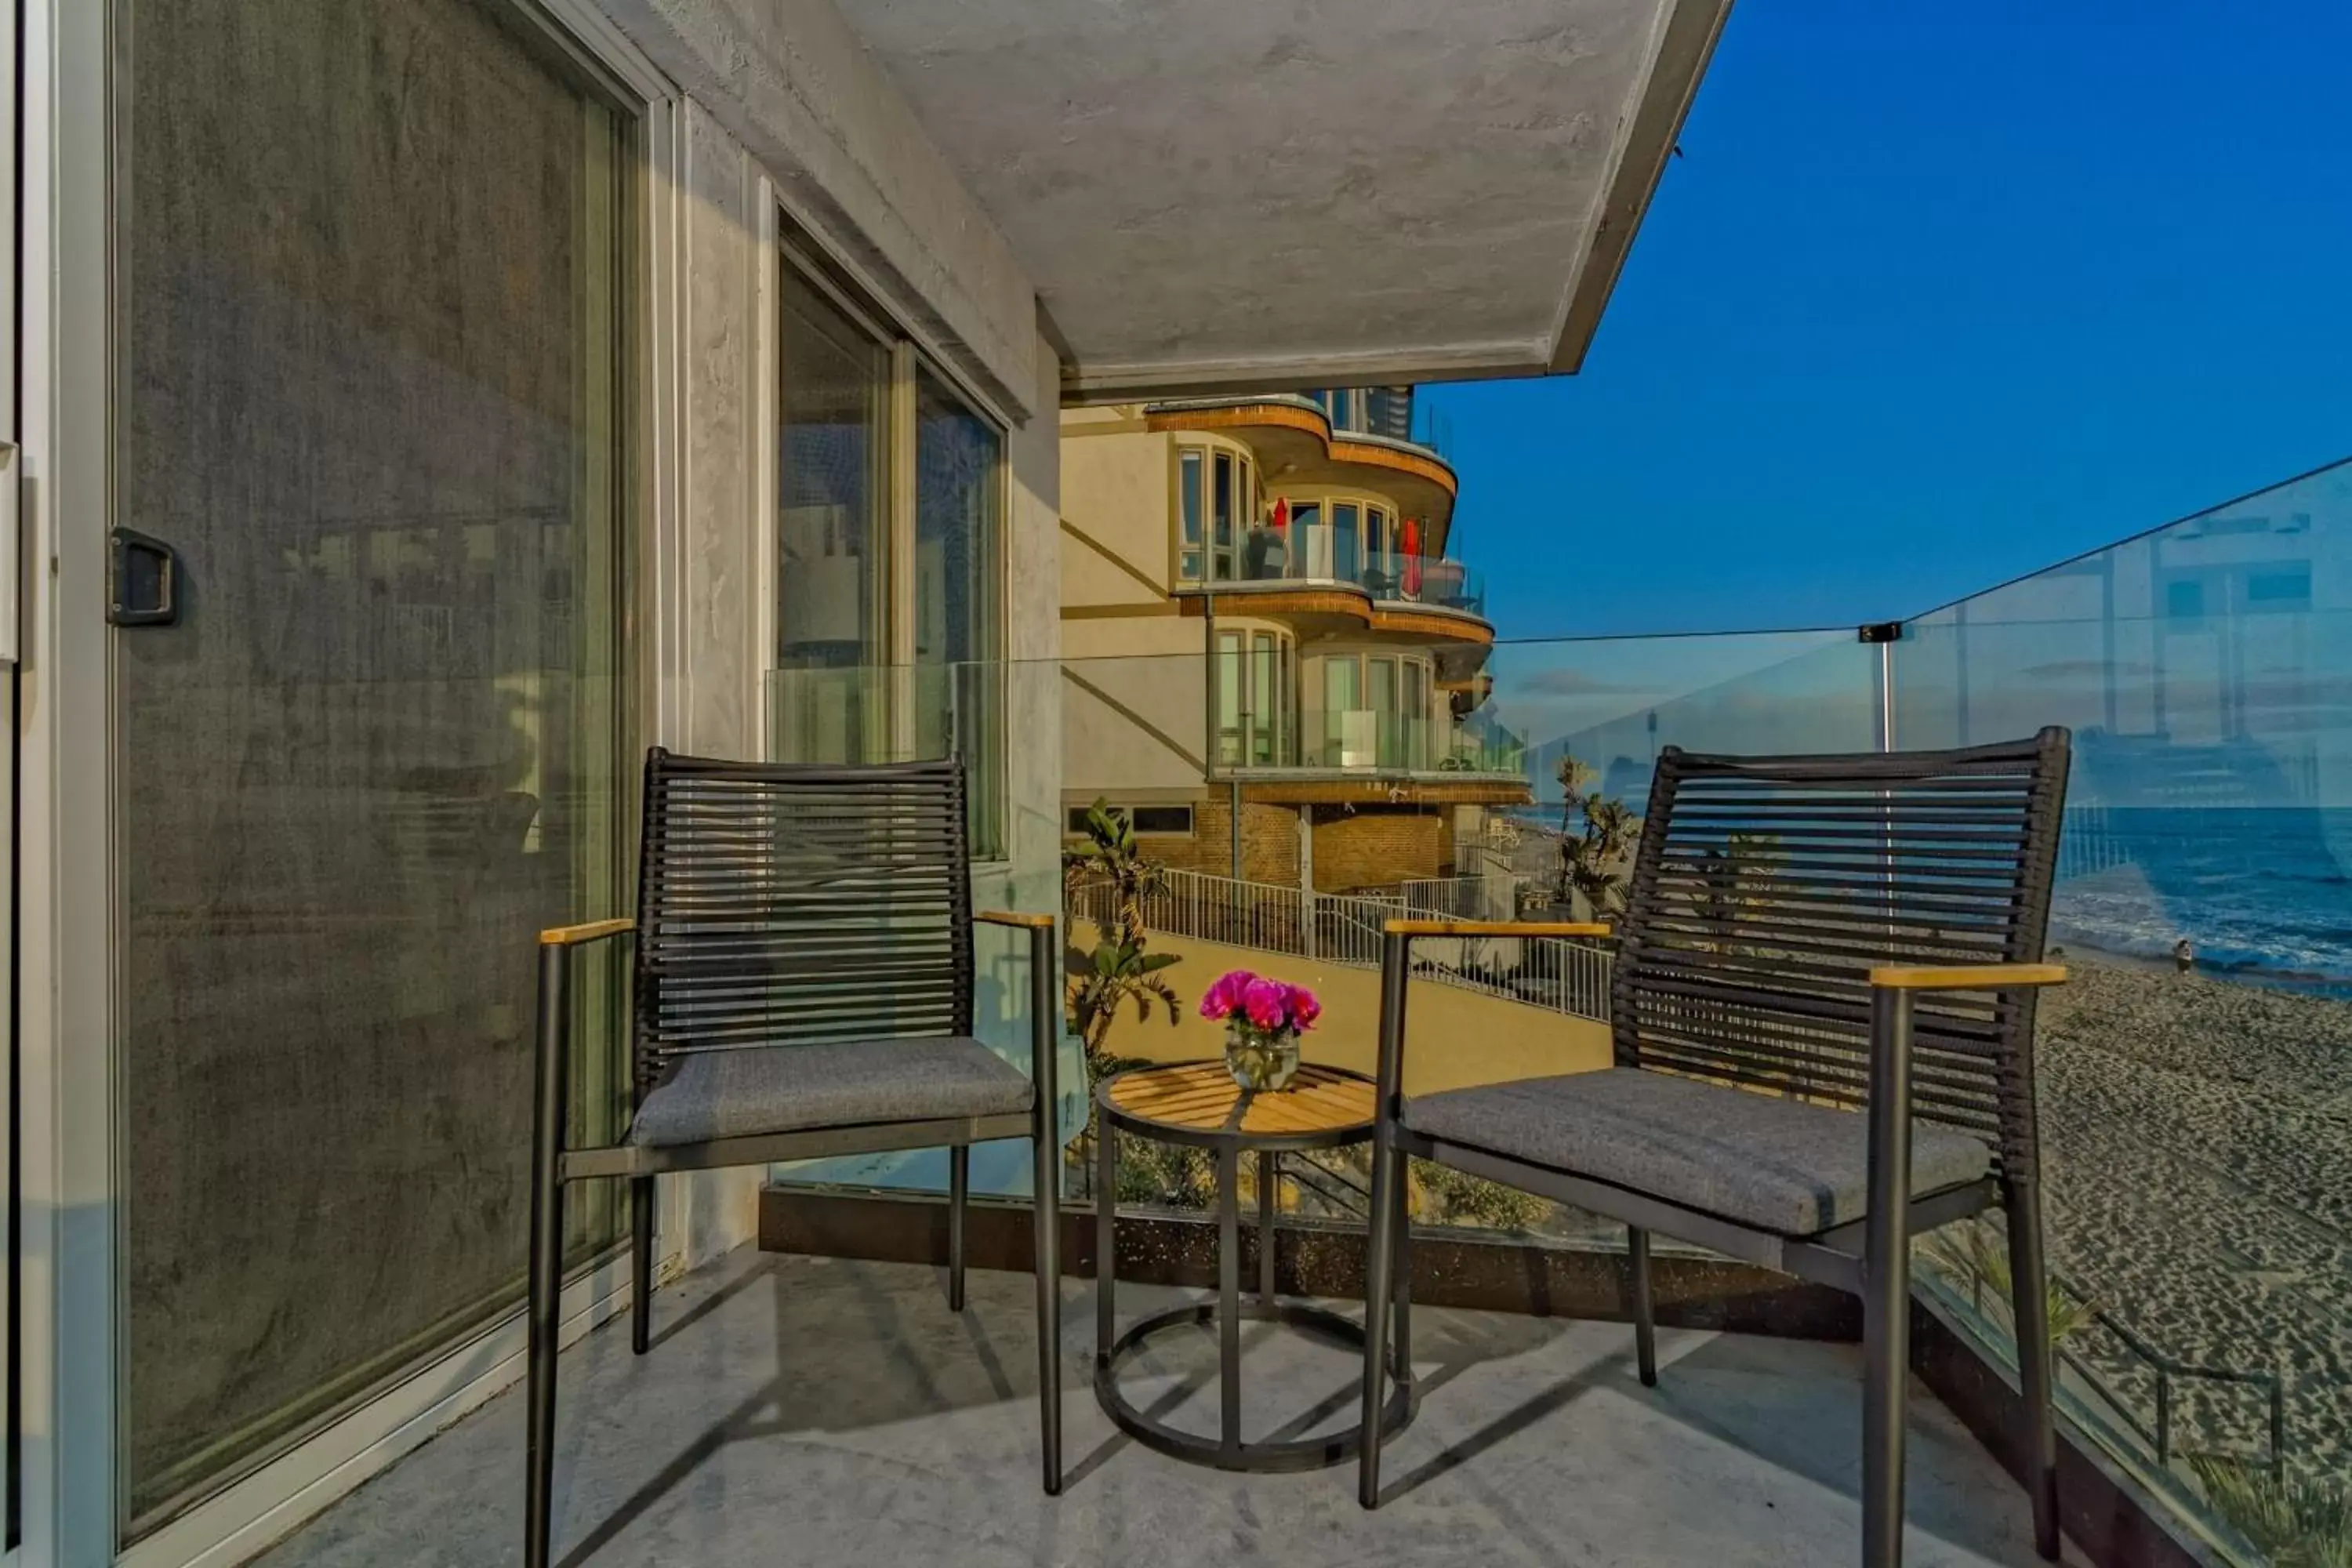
xmin=1060 ymin=389 xmax=1532 ymax=908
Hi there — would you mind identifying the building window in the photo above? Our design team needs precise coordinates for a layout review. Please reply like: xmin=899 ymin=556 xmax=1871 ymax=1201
xmin=1068 ymin=804 xmax=1194 ymax=836
xmin=771 ymin=234 xmax=1006 ymax=855
xmin=1269 ymin=492 xmax=1395 ymax=591
xmin=1178 ymin=448 xmax=1204 ymax=581
xmin=1308 ymin=387 xmax=1370 ymax=433
xmin=913 ymin=364 xmax=1005 ymax=854
xmin=1214 ymin=626 xmax=1294 ymax=768
xmin=775 ymin=261 xmax=889 ymax=673
xmin=1305 ymin=652 xmax=1434 ymax=770
xmin=1173 ymin=438 xmax=1258 ymax=585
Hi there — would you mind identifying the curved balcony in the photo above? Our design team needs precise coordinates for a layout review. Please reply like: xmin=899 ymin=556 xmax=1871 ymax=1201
xmin=1179 ymin=518 xmax=1491 ymax=644
xmin=1147 ymin=394 xmax=1457 ymax=545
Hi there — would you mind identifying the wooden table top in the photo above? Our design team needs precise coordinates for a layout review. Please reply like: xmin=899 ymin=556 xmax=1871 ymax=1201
xmin=1102 ymin=1061 xmax=1375 ymax=1140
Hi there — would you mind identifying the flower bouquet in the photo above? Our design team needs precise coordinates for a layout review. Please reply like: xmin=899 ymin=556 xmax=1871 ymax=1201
xmin=1199 ymin=969 xmax=1321 ymax=1091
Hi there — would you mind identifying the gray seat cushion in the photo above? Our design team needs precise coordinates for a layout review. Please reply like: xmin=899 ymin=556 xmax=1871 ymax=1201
xmin=628 ymin=1036 xmax=1035 ymax=1148
xmin=1403 ymin=1067 xmax=1991 ymax=1236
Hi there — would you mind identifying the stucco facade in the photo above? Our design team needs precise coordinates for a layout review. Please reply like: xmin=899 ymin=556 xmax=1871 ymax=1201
xmin=1058 ymin=397 xmax=1530 ymax=897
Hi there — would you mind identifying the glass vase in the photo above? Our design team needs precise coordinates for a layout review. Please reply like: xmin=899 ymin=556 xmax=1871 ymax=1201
xmin=1223 ymin=1020 xmax=1301 ymax=1092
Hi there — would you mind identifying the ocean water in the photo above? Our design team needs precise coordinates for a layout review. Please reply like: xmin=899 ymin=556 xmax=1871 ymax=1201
xmin=2054 ymin=806 xmax=2352 ymax=990
xmin=1506 ymin=800 xmax=2352 ymax=993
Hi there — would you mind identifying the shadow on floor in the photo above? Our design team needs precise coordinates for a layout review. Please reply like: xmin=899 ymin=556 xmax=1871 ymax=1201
xmin=260 ymin=1248 xmax=2079 ymax=1568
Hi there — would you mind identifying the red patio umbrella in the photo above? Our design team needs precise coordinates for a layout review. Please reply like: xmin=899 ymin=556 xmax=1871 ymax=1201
xmin=1401 ymin=517 xmax=1424 ymax=597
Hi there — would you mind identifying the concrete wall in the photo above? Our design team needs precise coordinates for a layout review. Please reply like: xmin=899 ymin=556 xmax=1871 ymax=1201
xmin=1059 ymin=412 xmax=1178 ymax=624
xmin=599 ymin=0 xmax=1040 ymax=417
xmin=1074 ymin=922 xmax=1613 ymax=1098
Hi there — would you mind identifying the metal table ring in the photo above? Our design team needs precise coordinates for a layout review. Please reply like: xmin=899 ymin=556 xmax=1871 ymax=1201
xmin=1091 ymin=1061 xmax=1417 ymax=1472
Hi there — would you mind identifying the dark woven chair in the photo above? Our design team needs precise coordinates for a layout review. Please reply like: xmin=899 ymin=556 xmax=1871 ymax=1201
xmin=526 ymin=750 xmax=1062 ymax=1568
xmin=1358 ymin=731 xmax=2071 ymax=1568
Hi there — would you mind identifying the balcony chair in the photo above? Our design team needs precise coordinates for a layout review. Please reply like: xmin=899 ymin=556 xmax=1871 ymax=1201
xmin=1358 ymin=731 xmax=2071 ymax=1568
xmin=526 ymin=750 xmax=1062 ymax=1568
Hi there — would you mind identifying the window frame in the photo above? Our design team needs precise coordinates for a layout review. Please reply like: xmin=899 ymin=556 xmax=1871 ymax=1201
xmin=1210 ymin=623 xmax=1294 ymax=770
xmin=1065 ymin=803 xmax=1195 ymax=837
xmin=1302 ymin=648 xmax=1436 ymax=771
xmin=1170 ymin=434 xmax=1260 ymax=587
xmin=768 ymin=220 xmax=1010 ymax=856
xmin=1265 ymin=487 xmax=1397 ymax=593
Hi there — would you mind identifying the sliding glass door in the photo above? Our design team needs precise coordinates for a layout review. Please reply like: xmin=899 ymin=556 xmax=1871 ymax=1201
xmin=114 ymin=0 xmax=636 ymax=1536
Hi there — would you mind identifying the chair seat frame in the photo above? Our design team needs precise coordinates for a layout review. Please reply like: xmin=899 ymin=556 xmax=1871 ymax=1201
xmin=1359 ymin=731 xmax=2073 ymax=1568
xmin=522 ymin=756 xmax=1062 ymax=1568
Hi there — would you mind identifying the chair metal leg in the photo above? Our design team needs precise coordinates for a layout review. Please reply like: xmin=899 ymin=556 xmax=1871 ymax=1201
xmin=1258 ymin=1149 xmax=1279 ymax=1305
xmin=1095 ymin=1123 xmax=1116 ymax=1365
xmin=1360 ymin=928 xmax=1410 ymax=1512
xmin=2004 ymin=1181 xmax=2063 ymax=1560
xmin=1218 ymin=1145 xmax=1243 ymax=1461
xmin=525 ymin=945 xmax=571 ymax=1568
xmin=1358 ymin=1129 xmax=1401 ymax=1509
xmin=1628 ymin=1225 xmax=1658 ymax=1387
xmin=630 ymin=1174 xmax=654 ymax=1356
xmin=1388 ymin=1149 xmax=1412 ymax=1383
xmin=1027 ymin=924 xmax=1063 ymax=1495
xmin=1864 ymin=986 xmax=1918 ymax=1568
xmin=1033 ymin=1131 xmax=1062 ymax=1494
xmin=948 ymin=1144 xmax=969 ymax=1313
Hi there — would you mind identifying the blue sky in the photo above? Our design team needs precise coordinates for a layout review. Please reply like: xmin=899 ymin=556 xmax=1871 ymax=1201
xmin=1427 ymin=1 xmax=2352 ymax=641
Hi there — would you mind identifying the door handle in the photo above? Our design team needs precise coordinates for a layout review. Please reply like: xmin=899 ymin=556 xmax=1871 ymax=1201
xmin=110 ymin=526 xmax=180 ymax=626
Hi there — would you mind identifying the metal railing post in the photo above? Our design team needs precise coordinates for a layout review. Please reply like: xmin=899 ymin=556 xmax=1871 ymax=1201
xmin=2154 ymin=1373 xmax=2172 ymax=1466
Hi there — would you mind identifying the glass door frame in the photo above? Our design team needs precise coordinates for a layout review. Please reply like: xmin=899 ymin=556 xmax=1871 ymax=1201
xmin=25 ymin=2 xmax=681 ymax=1563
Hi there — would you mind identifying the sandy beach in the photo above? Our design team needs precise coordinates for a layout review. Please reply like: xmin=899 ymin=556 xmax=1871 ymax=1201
xmin=2031 ymin=949 xmax=2352 ymax=1486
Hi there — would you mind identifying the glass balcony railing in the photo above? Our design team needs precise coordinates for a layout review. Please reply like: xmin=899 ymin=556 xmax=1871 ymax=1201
xmin=1296 ymin=709 xmax=1438 ymax=772
xmin=1196 ymin=520 xmax=1486 ymax=615
xmin=764 ymin=455 xmax=2352 ymax=1563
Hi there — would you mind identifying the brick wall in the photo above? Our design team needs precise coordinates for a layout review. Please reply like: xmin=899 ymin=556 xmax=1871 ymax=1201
xmin=1309 ymin=806 xmax=1446 ymax=893
xmin=1140 ymin=797 xmax=1301 ymax=886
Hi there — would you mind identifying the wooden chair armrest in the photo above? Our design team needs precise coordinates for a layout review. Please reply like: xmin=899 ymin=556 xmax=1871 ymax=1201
xmin=976 ymin=909 xmax=1056 ymax=931
xmin=1384 ymin=919 xmax=1612 ymax=938
xmin=539 ymin=917 xmax=633 ymax=948
xmin=1869 ymin=963 xmax=2067 ymax=991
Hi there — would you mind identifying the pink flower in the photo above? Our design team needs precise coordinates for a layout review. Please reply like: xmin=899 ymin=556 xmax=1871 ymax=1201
xmin=1287 ymin=984 xmax=1321 ymax=1029
xmin=1242 ymin=978 xmax=1290 ymax=1031
xmin=1199 ymin=970 xmax=1257 ymax=1020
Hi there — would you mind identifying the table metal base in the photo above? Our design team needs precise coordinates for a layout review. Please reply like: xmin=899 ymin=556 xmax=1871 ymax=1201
xmin=1092 ymin=1065 xmax=1411 ymax=1474
xmin=1092 ymin=1299 xmax=1414 ymax=1472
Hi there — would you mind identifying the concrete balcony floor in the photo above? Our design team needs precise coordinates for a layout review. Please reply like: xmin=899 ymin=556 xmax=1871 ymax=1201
xmin=260 ymin=1247 xmax=2085 ymax=1568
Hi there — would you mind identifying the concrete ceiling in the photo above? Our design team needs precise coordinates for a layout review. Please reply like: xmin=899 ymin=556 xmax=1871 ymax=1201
xmin=833 ymin=0 xmax=1729 ymax=401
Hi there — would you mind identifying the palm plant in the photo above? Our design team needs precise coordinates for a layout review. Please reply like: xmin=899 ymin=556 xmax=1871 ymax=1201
xmin=1062 ymin=799 xmax=1181 ymax=1068
xmin=1555 ymin=755 xmax=1641 ymax=916
xmin=1917 ymin=1218 xmax=2099 ymax=1345
xmin=2189 ymin=1457 xmax=2352 ymax=1568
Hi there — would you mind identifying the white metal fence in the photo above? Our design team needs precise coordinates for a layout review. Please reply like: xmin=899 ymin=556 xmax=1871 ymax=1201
xmin=1069 ymin=866 xmax=1613 ymax=1022
xmin=1396 ymin=873 xmax=1522 ymax=920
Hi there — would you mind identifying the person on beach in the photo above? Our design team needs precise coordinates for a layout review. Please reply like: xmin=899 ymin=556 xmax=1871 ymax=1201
xmin=2172 ymin=937 xmax=2194 ymax=973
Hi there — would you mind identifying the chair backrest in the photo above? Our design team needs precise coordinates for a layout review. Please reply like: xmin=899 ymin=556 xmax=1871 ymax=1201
xmin=632 ymin=749 xmax=974 ymax=1090
xmin=1613 ymin=728 xmax=2070 ymax=1179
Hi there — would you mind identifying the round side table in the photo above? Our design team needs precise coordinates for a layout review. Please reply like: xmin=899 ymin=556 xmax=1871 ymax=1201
xmin=1091 ymin=1060 xmax=1414 ymax=1472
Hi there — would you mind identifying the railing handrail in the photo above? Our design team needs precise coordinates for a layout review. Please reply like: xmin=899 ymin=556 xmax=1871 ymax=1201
xmin=1924 ymin=1235 xmax=2288 ymax=1472
xmin=1070 ymin=866 xmax=1612 ymax=1023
